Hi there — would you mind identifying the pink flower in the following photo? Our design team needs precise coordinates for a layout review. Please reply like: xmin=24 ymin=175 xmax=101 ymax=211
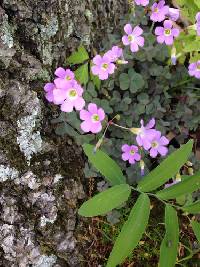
xmin=91 ymin=55 xmax=115 ymax=80
xmin=58 ymin=80 xmax=85 ymax=112
xmin=149 ymin=131 xmax=169 ymax=158
xmin=135 ymin=118 xmax=157 ymax=150
xmin=122 ymin=24 xmax=144 ymax=53
xmin=80 ymin=103 xmax=105 ymax=133
xmin=196 ymin=12 xmax=200 ymax=36
xmin=134 ymin=0 xmax=149 ymax=7
xmin=44 ymin=82 xmax=55 ymax=103
xmin=121 ymin=144 xmax=141 ymax=164
xmin=188 ymin=60 xmax=200 ymax=79
xmin=54 ymin=67 xmax=74 ymax=81
xmin=155 ymin=20 xmax=179 ymax=45
xmin=150 ymin=1 xmax=169 ymax=22
xmin=105 ymin=46 xmax=123 ymax=62
xmin=168 ymin=8 xmax=180 ymax=21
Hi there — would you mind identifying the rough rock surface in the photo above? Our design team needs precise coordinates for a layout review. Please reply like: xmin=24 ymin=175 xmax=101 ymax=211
xmin=0 ymin=0 xmax=128 ymax=266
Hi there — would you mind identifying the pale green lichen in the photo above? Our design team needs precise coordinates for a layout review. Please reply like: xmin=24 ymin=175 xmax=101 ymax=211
xmin=16 ymin=97 xmax=42 ymax=164
xmin=40 ymin=17 xmax=59 ymax=39
xmin=1 ymin=14 xmax=14 ymax=48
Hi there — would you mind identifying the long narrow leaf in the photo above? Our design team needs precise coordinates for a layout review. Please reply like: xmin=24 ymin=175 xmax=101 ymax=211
xmin=106 ymin=193 xmax=150 ymax=267
xmin=191 ymin=220 xmax=200 ymax=243
xmin=159 ymin=205 xmax=179 ymax=267
xmin=83 ymin=144 xmax=126 ymax=185
xmin=78 ymin=184 xmax=131 ymax=217
xmin=156 ymin=171 xmax=200 ymax=200
xmin=182 ymin=200 xmax=200 ymax=214
xmin=137 ymin=140 xmax=193 ymax=192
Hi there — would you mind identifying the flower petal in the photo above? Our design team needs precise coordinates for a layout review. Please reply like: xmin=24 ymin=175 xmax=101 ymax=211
xmin=55 ymin=67 xmax=66 ymax=78
xmin=164 ymin=20 xmax=173 ymax=29
xmin=122 ymin=144 xmax=130 ymax=152
xmin=158 ymin=146 xmax=168 ymax=156
xmin=88 ymin=103 xmax=98 ymax=114
xmin=122 ymin=36 xmax=130 ymax=46
xmin=133 ymin=26 xmax=143 ymax=36
xmin=135 ymin=36 xmax=144 ymax=47
xmin=80 ymin=121 xmax=92 ymax=132
xmin=145 ymin=118 xmax=155 ymax=129
xmin=150 ymin=148 xmax=158 ymax=158
xmin=130 ymin=42 xmax=139 ymax=52
xmin=74 ymin=97 xmax=85 ymax=111
xmin=122 ymin=152 xmax=130 ymax=161
xmin=80 ymin=110 xmax=91 ymax=120
xmin=93 ymin=55 xmax=102 ymax=65
xmin=97 ymin=108 xmax=105 ymax=121
xmin=159 ymin=136 xmax=169 ymax=145
xmin=60 ymin=100 xmax=74 ymax=112
xmin=124 ymin=24 xmax=132 ymax=35
xmin=91 ymin=122 xmax=102 ymax=134
xmin=155 ymin=26 xmax=164 ymax=35
xmin=44 ymin=83 xmax=54 ymax=92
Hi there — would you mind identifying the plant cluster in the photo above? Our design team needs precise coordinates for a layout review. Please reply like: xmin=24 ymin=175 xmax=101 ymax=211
xmin=43 ymin=1 xmax=200 ymax=266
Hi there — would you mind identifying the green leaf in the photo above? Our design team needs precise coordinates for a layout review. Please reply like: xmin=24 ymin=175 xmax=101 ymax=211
xmin=83 ymin=144 xmax=126 ymax=185
xmin=91 ymin=72 xmax=101 ymax=89
xmin=159 ymin=205 xmax=179 ymax=267
xmin=183 ymin=39 xmax=200 ymax=53
xmin=78 ymin=184 xmax=131 ymax=217
xmin=129 ymin=70 xmax=145 ymax=93
xmin=191 ymin=220 xmax=200 ymax=243
xmin=137 ymin=140 xmax=193 ymax=192
xmin=119 ymin=73 xmax=130 ymax=90
xmin=75 ymin=63 xmax=89 ymax=85
xmin=156 ymin=171 xmax=200 ymax=200
xmin=182 ymin=200 xmax=200 ymax=214
xmin=194 ymin=0 xmax=200 ymax=9
xmin=67 ymin=45 xmax=89 ymax=64
xmin=106 ymin=193 xmax=150 ymax=267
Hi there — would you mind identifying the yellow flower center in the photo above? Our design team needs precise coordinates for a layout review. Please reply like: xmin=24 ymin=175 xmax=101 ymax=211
xmin=197 ymin=64 xmax=200 ymax=70
xmin=69 ymin=89 xmax=77 ymax=97
xmin=92 ymin=114 xmax=100 ymax=122
xmin=128 ymin=35 xmax=134 ymax=42
xmin=151 ymin=141 xmax=159 ymax=148
xmin=164 ymin=29 xmax=171 ymax=36
xmin=130 ymin=149 xmax=135 ymax=155
xmin=102 ymin=63 xmax=109 ymax=70
xmin=66 ymin=75 xmax=71 ymax=80
xmin=154 ymin=7 xmax=159 ymax=13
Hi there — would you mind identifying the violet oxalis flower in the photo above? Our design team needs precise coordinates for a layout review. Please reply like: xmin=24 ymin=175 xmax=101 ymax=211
xmin=54 ymin=67 xmax=74 ymax=81
xmin=44 ymin=82 xmax=55 ymax=103
xmin=59 ymin=80 xmax=85 ymax=112
xmin=121 ymin=144 xmax=141 ymax=164
xmin=122 ymin=24 xmax=144 ymax=53
xmin=149 ymin=131 xmax=169 ymax=158
xmin=105 ymin=46 xmax=123 ymax=62
xmin=188 ymin=60 xmax=200 ymax=79
xmin=168 ymin=8 xmax=180 ymax=21
xmin=91 ymin=55 xmax=115 ymax=80
xmin=131 ymin=118 xmax=157 ymax=150
xmin=80 ymin=103 xmax=105 ymax=133
xmin=134 ymin=0 xmax=149 ymax=7
xmin=150 ymin=0 xmax=169 ymax=22
xmin=196 ymin=12 xmax=200 ymax=36
xmin=155 ymin=20 xmax=179 ymax=45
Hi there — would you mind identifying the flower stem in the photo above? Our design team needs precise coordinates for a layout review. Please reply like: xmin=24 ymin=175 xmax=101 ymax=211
xmin=110 ymin=122 xmax=130 ymax=131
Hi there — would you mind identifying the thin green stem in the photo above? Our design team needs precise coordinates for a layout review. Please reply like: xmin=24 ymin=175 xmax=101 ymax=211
xmin=177 ymin=248 xmax=200 ymax=263
xmin=150 ymin=22 xmax=155 ymax=33
xmin=173 ymin=78 xmax=193 ymax=88
xmin=111 ymin=122 xmax=130 ymax=131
